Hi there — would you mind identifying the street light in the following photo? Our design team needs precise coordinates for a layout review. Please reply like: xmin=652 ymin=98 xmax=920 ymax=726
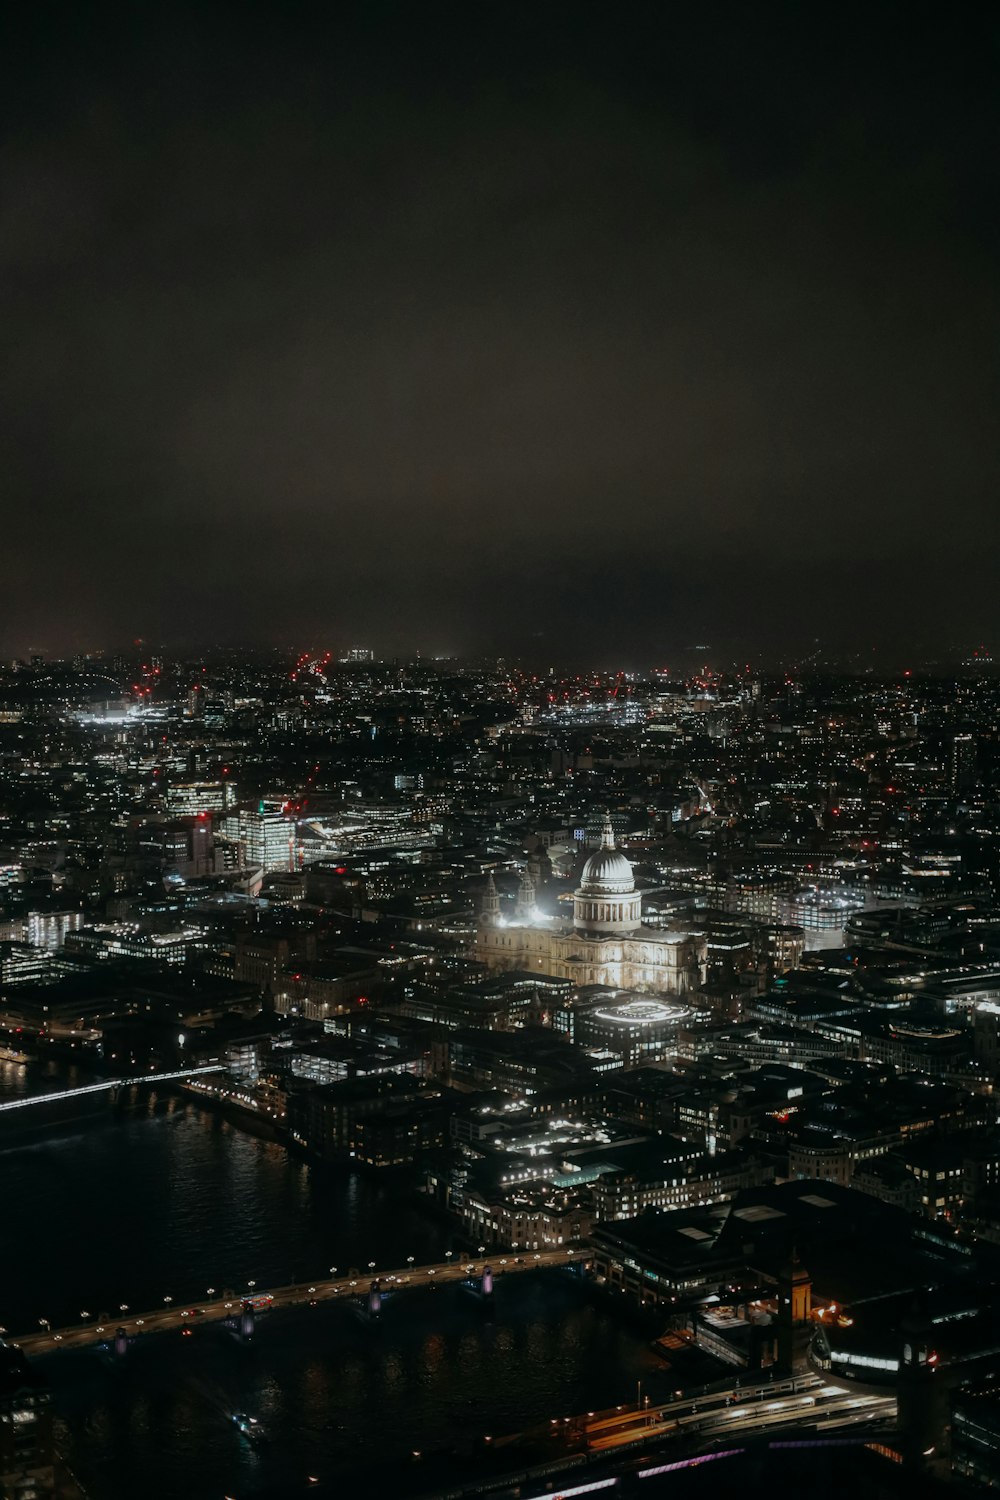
xmin=368 ymin=1261 xmax=376 ymax=1272
xmin=119 ymin=1304 xmax=128 ymax=1313
xmin=207 ymin=1287 xmax=216 ymax=1296
xmin=163 ymin=1296 xmax=173 ymax=1305
xmin=329 ymin=1267 xmax=338 ymax=1277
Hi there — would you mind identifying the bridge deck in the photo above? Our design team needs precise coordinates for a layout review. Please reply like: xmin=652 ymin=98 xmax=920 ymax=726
xmin=6 ymin=1247 xmax=584 ymax=1354
xmin=0 ymin=1065 xmax=225 ymax=1113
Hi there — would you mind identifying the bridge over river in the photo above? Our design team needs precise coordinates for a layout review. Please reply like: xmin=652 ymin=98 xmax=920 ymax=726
xmin=0 ymin=1064 xmax=225 ymax=1114
xmin=6 ymin=1246 xmax=584 ymax=1355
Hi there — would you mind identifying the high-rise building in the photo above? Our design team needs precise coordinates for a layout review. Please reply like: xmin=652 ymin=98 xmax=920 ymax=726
xmin=238 ymin=803 xmax=298 ymax=873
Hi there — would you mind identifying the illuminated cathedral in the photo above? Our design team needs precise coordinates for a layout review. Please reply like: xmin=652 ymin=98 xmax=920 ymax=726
xmin=475 ymin=814 xmax=702 ymax=993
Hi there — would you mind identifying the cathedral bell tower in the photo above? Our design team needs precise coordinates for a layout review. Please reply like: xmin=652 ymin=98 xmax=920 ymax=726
xmin=480 ymin=872 xmax=502 ymax=927
xmin=515 ymin=867 xmax=536 ymax=921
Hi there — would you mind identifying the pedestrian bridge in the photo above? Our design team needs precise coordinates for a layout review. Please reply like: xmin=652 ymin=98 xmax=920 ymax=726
xmin=0 ymin=1064 xmax=225 ymax=1113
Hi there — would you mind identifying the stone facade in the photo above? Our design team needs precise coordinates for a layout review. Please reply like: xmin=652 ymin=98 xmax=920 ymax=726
xmin=476 ymin=814 xmax=703 ymax=995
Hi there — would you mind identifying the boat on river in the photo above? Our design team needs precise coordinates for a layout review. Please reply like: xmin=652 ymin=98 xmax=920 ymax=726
xmin=231 ymin=1412 xmax=268 ymax=1447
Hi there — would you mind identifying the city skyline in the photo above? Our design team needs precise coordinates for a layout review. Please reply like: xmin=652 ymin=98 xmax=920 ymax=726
xmin=4 ymin=647 xmax=1000 ymax=1496
xmin=3 ymin=3 xmax=999 ymax=658
xmin=4 ymin=7 xmax=1000 ymax=1493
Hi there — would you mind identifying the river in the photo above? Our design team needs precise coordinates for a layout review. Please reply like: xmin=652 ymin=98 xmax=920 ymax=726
xmin=1 ymin=1062 xmax=665 ymax=1499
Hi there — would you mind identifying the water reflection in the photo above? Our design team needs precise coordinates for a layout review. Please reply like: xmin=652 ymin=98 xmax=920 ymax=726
xmin=0 ymin=1093 xmax=448 ymax=1329
xmin=3 ymin=1079 xmax=663 ymax=1500
xmin=44 ymin=1276 xmax=663 ymax=1500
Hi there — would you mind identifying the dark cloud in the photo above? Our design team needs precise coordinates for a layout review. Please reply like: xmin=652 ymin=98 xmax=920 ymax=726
xmin=2 ymin=2 xmax=998 ymax=661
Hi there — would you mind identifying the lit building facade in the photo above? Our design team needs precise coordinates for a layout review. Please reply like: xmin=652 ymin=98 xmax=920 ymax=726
xmin=238 ymin=803 xmax=298 ymax=873
xmin=475 ymin=815 xmax=702 ymax=994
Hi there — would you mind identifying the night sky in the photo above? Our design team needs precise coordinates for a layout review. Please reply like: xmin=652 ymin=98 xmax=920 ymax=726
xmin=3 ymin=3 xmax=998 ymax=663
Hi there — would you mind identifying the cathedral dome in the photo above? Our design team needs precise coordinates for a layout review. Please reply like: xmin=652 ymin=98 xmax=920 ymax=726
xmin=579 ymin=812 xmax=634 ymax=894
xmin=573 ymin=813 xmax=642 ymax=937
xmin=579 ymin=846 xmax=635 ymax=895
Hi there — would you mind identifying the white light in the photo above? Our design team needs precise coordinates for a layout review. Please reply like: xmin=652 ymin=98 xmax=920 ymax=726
xmin=0 ymin=1063 xmax=223 ymax=1113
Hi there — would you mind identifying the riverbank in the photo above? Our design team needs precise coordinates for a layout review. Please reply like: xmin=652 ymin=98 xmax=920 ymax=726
xmin=0 ymin=1089 xmax=454 ymax=1333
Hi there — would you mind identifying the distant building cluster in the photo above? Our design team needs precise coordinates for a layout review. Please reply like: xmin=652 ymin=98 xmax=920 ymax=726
xmin=3 ymin=649 xmax=1000 ymax=1488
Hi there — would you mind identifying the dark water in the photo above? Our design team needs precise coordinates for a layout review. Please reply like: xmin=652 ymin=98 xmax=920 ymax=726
xmin=0 ymin=1078 xmax=446 ymax=1331
xmin=0 ymin=1054 xmax=91 ymax=1108
xmin=41 ymin=1276 xmax=661 ymax=1500
xmin=1 ymin=1065 xmax=663 ymax=1499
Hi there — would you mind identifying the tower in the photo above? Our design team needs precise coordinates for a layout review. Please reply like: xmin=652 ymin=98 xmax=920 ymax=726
xmin=515 ymin=868 xmax=536 ymax=921
xmin=776 ymin=1248 xmax=812 ymax=1370
xmin=480 ymin=873 xmax=501 ymax=927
